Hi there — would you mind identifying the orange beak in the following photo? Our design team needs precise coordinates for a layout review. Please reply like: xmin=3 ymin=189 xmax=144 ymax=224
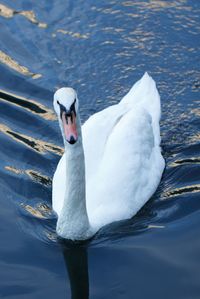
xmin=61 ymin=111 xmax=78 ymax=144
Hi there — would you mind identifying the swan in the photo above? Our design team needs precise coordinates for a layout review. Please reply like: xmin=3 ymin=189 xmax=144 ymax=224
xmin=52 ymin=72 xmax=165 ymax=240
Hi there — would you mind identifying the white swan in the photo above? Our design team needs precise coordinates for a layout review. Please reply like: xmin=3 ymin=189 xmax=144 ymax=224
xmin=52 ymin=72 xmax=165 ymax=240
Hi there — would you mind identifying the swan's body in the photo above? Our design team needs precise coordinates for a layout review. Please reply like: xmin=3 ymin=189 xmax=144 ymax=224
xmin=52 ymin=73 xmax=165 ymax=240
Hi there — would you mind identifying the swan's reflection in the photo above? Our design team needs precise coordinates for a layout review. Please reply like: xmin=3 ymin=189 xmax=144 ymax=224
xmin=60 ymin=240 xmax=89 ymax=299
xmin=59 ymin=220 xmax=153 ymax=299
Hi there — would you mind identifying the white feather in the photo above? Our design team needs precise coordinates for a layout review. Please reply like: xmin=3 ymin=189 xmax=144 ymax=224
xmin=52 ymin=73 xmax=165 ymax=239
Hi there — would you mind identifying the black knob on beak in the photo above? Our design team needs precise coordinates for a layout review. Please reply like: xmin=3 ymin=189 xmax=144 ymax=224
xmin=68 ymin=136 xmax=76 ymax=144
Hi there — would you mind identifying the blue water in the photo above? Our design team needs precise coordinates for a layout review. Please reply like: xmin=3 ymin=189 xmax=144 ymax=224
xmin=0 ymin=0 xmax=200 ymax=298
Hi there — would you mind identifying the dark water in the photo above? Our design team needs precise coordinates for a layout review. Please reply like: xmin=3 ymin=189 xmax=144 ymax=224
xmin=0 ymin=0 xmax=200 ymax=298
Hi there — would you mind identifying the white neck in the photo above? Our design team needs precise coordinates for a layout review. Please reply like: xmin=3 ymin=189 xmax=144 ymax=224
xmin=56 ymin=115 xmax=93 ymax=240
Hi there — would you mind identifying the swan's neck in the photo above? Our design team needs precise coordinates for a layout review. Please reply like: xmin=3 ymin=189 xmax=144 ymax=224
xmin=56 ymin=116 xmax=93 ymax=240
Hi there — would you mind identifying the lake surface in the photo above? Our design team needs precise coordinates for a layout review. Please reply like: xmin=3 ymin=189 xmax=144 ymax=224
xmin=0 ymin=0 xmax=200 ymax=298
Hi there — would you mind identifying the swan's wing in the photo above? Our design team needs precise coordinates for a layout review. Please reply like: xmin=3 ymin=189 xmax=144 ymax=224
xmin=81 ymin=74 xmax=145 ymax=181
xmin=87 ymin=106 xmax=165 ymax=229
xmin=82 ymin=72 xmax=161 ymax=182
xmin=121 ymin=72 xmax=161 ymax=146
xmin=82 ymin=104 xmax=128 ymax=181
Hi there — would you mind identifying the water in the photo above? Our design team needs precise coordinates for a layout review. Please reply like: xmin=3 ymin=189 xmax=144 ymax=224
xmin=0 ymin=0 xmax=200 ymax=298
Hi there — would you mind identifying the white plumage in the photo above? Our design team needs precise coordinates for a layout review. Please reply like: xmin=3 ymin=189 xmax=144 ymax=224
xmin=52 ymin=72 xmax=165 ymax=240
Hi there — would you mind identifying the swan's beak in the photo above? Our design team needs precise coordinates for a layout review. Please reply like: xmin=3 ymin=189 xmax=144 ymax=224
xmin=61 ymin=111 xmax=78 ymax=144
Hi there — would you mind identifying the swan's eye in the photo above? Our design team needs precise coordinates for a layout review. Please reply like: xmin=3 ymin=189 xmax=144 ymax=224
xmin=57 ymin=100 xmax=60 ymax=105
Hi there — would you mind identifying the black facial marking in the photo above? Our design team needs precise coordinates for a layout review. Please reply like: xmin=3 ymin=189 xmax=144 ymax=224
xmin=57 ymin=101 xmax=67 ymax=120
xmin=57 ymin=98 xmax=76 ymax=121
xmin=70 ymin=99 xmax=76 ymax=116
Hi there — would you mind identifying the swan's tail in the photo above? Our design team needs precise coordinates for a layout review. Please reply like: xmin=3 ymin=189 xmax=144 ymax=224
xmin=121 ymin=72 xmax=161 ymax=146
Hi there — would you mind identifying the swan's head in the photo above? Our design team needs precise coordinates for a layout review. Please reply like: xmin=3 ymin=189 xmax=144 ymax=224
xmin=54 ymin=87 xmax=79 ymax=145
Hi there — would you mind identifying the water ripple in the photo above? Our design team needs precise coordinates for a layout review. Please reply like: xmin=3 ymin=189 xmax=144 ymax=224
xmin=0 ymin=123 xmax=62 ymax=155
xmin=0 ymin=89 xmax=56 ymax=120
xmin=0 ymin=3 xmax=47 ymax=28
